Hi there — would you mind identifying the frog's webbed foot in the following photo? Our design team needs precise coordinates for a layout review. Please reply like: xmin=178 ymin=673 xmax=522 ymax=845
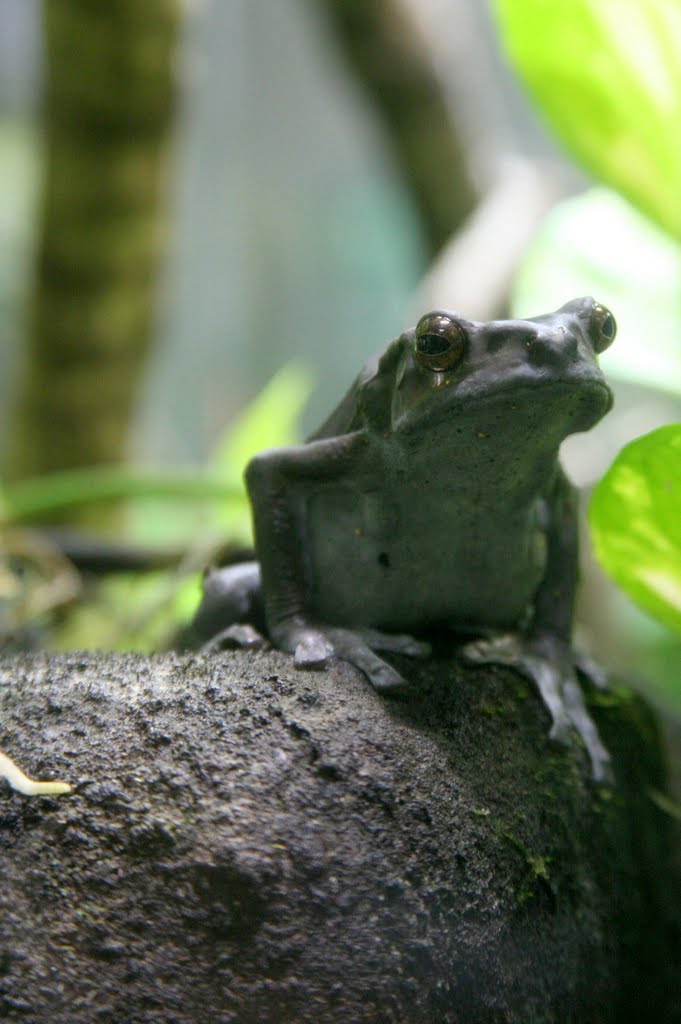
xmin=329 ymin=627 xmax=430 ymax=692
xmin=463 ymin=634 xmax=572 ymax=743
xmin=274 ymin=619 xmax=430 ymax=693
xmin=462 ymin=633 xmax=612 ymax=784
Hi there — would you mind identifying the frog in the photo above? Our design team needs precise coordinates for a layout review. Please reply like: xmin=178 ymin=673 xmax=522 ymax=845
xmin=192 ymin=297 xmax=617 ymax=782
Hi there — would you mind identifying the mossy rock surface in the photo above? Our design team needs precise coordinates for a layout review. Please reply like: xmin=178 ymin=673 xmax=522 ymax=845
xmin=0 ymin=649 xmax=679 ymax=1023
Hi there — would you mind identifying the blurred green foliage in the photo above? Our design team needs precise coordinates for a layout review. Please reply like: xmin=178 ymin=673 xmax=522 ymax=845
xmin=493 ymin=0 xmax=681 ymax=240
xmin=5 ymin=2 xmax=681 ymax=660
xmin=0 ymin=122 xmax=39 ymax=447
xmin=590 ymin=424 xmax=681 ymax=636
xmin=493 ymin=0 xmax=681 ymax=656
xmin=492 ymin=0 xmax=681 ymax=402
xmin=2 ymin=468 xmax=244 ymax=524
xmin=0 ymin=365 xmax=312 ymax=652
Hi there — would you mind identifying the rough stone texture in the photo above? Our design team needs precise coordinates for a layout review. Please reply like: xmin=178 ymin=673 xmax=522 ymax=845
xmin=0 ymin=648 xmax=679 ymax=1023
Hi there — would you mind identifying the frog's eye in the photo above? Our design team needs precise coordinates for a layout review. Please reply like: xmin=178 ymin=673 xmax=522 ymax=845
xmin=589 ymin=302 xmax=617 ymax=353
xmin=414 ymin=313 xmax=467 ymax=372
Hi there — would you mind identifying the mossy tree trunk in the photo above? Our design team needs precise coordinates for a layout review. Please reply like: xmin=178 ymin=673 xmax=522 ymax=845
xmin=7 ymin=0 xmax=180 ymax=513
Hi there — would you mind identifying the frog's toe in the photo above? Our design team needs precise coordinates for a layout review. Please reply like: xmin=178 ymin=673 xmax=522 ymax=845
xmin=563 ymin=677 xmax=614 ymax=784
xmin=361 ymin=657 xmax=409 ymax=693
xmin=293 ymin=632 xmax=335 ymax=668
xmin=328 ymin=629 xmax=410 ymax=692
xmin=591 ymin=755 xmax=615 ymax=787
xmin=393 ymin=635 xmax=431 ymax=658
xmin=357 ymin=628 xmax=431 ymax=658
xmin=574 ymin=651 xmax=609 ymax=691
xmin=200 ymin=623 xmax=266 ymax=654
xmin=461 ymin=633 xmax=521 ymax=666
xmin=548 ymin=715 xmax=572 ymax=747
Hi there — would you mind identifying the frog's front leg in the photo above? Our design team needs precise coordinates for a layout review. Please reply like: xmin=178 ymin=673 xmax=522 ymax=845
xmin=465 ymin=471 xmax=612 ymax=784
xmin=324 ymin=626 xmax=430 ymax=691
xmin=245 ymin=436 xmax=429 ymax=692
xmin=274 ymin=618 xmax=425 ymax=692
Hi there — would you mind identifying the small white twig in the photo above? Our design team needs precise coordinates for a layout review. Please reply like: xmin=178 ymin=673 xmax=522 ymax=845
xmin=0 ymin=750 xmax=71 ymax=796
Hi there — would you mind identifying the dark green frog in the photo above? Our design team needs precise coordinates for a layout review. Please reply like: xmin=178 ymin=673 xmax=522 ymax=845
xmin=194 ymin=297 xmax=616 ymax=781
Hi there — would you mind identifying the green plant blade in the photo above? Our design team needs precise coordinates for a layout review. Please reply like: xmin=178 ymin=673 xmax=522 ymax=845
xmin=590 ymin=423 xmax=681 ymax=634
xmin=492 ymin=0 xmax=681 ymax=240
xmin=1 ymin=466 xmax=245 ymax=524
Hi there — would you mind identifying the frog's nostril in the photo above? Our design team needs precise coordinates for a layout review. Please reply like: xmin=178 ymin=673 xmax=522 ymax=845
xmin=526 ymin=328 xmax=577 ymax=366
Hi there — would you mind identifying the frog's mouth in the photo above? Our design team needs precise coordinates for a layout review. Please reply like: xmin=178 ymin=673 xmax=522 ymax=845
xmin=393 ymin=366 xmax=613 ymax=439
xmin=481 ymin=372 xmax=613 ymax=427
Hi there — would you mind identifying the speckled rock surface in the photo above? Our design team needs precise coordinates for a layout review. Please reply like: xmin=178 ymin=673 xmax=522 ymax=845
xmin=0 ymin=649 xmax=679 ymax=1023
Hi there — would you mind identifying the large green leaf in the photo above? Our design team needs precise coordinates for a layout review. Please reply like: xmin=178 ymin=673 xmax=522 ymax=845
xmin=589 ymin=423 xmax=681 ymax=634
xmin=492 ymin=0 xmax=681 ymax=240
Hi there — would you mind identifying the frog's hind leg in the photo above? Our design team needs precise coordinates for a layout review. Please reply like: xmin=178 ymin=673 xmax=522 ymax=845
xmin=461 ymin=632 xmax=612 ymax=782
xmin=463 ymin=634 xmax=572 ymax=743
xmin=192 ymin=561 xmax=267 ymax=651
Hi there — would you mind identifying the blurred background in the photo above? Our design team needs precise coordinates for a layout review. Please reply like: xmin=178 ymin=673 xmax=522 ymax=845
xmin=0 ymin=0 xmax=679 ymax=708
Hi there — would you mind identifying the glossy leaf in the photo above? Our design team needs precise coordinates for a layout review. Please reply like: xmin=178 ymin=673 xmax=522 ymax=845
xmin=493 ymin=0 xmax=681 ymax=240
xmin=590 ymin=423 xmax=681 ymax=634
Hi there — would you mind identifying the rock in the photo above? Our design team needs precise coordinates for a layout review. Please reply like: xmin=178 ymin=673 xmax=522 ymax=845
xmin=0 ymin=648 xmax=679 ymax=1023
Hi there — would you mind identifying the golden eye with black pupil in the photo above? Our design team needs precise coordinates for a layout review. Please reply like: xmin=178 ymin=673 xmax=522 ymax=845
xmin=590 ymin=302 xmax=617 ymax=353
xmin=414 ymin=313 xmax=467 ymax=372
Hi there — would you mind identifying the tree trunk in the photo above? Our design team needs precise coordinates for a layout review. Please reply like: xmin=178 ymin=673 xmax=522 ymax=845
xmin=6 ymin=1 xmax=180 ymax=512
xmin=1 ymin=648 xmax=679 ymax=1023
xmin=316 ymin=0 xmax=478 ymax=256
